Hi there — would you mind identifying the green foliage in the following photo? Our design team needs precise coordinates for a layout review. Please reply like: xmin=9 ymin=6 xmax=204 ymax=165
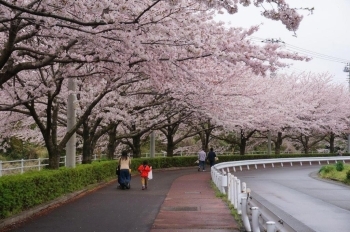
xmin=319 ymin=165 xmax=335 ymax=174
xmin=0 ymin=161 xmax=116 ymax=219
xmin=347 ymin=170 xmax=350 ymax=180
xmin=319 ymin=164 xmax=350 ymax=184
xmin=2 ymin=137 xmax=48 ymax=160
xmin=336 ymin=161 xmax=344 ymax=172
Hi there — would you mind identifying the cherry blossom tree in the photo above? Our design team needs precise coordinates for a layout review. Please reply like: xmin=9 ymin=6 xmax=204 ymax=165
xmin=0 ymin=0 xmax=307 ymax=88
xmin=0 ymin=0 xmax=328 ymax=164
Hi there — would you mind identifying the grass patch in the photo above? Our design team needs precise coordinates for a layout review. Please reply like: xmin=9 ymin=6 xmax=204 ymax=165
xmin=319 ymin=163 xmax=350 ymax=185
xmin=210 ymin=181 xmax=243 ymax=229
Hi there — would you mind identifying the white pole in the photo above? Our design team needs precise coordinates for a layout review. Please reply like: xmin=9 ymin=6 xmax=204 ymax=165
xmin=241 ymin=197 xmax=252 ymax=232
xmin=251 ymin=207 xmax=261 ymax=232
xmin=66 ymin=78 xmax=76 ymax=168
xmin=266 ymin=221 xmax=276 ymax=232
xmin=227 ymin=173 xmax=232 ymax=201
xmin=233 ymin=176 xmax=238 ymax=209
xmin=236 ymin=179 xmax=242 ymax=214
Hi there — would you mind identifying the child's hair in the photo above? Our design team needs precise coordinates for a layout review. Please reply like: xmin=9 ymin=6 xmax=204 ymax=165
xmin=143 ymin=160 xmax=148 ymax=165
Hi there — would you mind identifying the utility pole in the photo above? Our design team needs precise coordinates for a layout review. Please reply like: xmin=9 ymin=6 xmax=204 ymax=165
xmin=344 ymin=63 xmax=350 ymax=153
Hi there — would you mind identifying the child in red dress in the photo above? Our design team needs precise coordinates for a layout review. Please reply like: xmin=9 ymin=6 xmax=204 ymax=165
xmin=137 ymin=160 xmax=152 ymax=190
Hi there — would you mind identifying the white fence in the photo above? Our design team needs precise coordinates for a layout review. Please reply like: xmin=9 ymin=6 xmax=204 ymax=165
xmin=211 ymin=156 xmax=350 ymax=232
xmin=0 ymin=157 xmax=65 ymax=177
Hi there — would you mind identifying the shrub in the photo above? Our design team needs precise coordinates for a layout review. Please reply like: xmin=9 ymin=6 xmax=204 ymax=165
xmin=336 ymin=161 xmax=344 ymax=172
xmin=347 ymin=170 xmax=350 ymax=180
xmin=319 ymin=165 xmax=335 ymax=174
xmin=0 ymin=161 xmax=117 ymax=219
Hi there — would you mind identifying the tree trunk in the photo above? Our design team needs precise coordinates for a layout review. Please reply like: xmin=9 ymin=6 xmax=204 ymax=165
xmin=329 ymin=132 xmax=335 ymax=153
xmin=240 ymin=130 xmax=247 ymax=155
xmin=47 ymin=142 xmax=61 ymax=169
xmin=82 ymin=122 xmax=92 ymax=164
xmin=132 ymin=135 xmax=142 ymax=158
xmin=166 ymin=134 xmax=175 ymax=157
xmin=106 ymin=124 xmax=117 ymax=159
xmin=199 ymin=129 xmax=211 ymax=152
xmin=46 ymin=101 xmax=61 ymax=169
xmin=303 ymin=135 xmax=310 ymax=154
xmin=275 ymin=132 xmax=283 ymax=155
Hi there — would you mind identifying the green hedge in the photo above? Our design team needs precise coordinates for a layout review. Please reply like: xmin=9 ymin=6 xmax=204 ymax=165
xmin=0 ymin=153 xmax=341 ymax=219
xmin=0 ymin=161 xmax=116 ymax=219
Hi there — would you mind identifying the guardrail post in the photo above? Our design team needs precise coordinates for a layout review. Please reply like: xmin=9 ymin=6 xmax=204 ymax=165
xmin=38 ymin=158 xmax=41 ymax=171
xmin=232 ymin=176 xmax=237 ymax=208
xmin=214 ymin=170 xmax=219 ymax=188
xmin=266 ymin=221 xmax=276 ymax=232
xmin=251 ymin=207 xmax=260 ymax=232
xmin=21 ymin=159 xmax=24 ymax=174
xmin=236 ymin=179 xmax=242 ymax=214
xmin=241 ymin=197 xmax=252 ymax=231
xmin=216 ymin=171 xmax=220 ymax=188
xmin=221 ymin=173 xmax=228 ymax=194
xmin=0 ymin=160 xmax=2 ymax=176
xmin=213 ymin=170 xmax=218 ymax=187
xmin=227 ymin=173 xmax=232 ymax=201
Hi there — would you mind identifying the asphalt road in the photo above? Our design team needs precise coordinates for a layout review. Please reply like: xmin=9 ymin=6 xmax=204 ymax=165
xmin=233 ymin=165 xmax=350 ymax=232
xmin=6 ymin=168 xmax=197 ymax=232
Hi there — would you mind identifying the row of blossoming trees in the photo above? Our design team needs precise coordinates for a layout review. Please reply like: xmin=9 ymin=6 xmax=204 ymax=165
xmin=0 ymin=0 xmax=349 ymax=169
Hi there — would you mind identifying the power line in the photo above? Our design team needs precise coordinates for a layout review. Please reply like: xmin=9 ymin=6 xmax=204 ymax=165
xmin=247 ymin=36 xmax=350 ymax=64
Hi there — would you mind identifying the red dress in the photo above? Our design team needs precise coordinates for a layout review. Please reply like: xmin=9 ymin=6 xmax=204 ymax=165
xmin=138 ymin=165 xmax=151 ymax=177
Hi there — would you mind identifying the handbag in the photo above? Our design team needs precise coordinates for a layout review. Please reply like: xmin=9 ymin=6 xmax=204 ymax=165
xmin=148 ymin=169 xmax=153 ymax=180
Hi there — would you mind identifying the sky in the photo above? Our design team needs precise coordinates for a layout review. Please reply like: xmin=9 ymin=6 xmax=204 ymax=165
xmin=215 ymin=0 xmax=350 ymax=88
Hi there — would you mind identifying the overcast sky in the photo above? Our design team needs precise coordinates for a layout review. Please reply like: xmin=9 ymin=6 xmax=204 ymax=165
xmin=215 ymin=0 xmax=350 ymax=88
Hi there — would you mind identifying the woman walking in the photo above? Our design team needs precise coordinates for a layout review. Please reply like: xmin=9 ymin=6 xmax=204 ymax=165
xmin=119 ymin=150 xmax=131 ymax=189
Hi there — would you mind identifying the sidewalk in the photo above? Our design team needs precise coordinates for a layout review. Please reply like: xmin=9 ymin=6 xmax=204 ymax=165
xmin=151 ymin=171 xmax=241 ymax=232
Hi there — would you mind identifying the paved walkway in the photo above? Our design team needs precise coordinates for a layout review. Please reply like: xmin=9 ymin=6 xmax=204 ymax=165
xmin=0 ymin=168 xmax=241 ymax=232
xmin=151 ymin=171 xmax=240 ymax=232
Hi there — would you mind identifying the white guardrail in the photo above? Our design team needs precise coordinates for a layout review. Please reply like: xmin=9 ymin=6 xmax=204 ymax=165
xmin=211 ymin=156 xmax=350 ymax=232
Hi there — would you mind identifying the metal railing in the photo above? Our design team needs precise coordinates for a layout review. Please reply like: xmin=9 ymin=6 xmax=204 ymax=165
xmin=0 ymin=157 xmax=66 ymax=177
xmin=211 ymin=156 xmax=350 ymax=232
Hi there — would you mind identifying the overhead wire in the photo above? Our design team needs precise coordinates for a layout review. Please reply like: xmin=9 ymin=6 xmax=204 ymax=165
xmin=247 ymin=36 xmax=350 ymax=64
